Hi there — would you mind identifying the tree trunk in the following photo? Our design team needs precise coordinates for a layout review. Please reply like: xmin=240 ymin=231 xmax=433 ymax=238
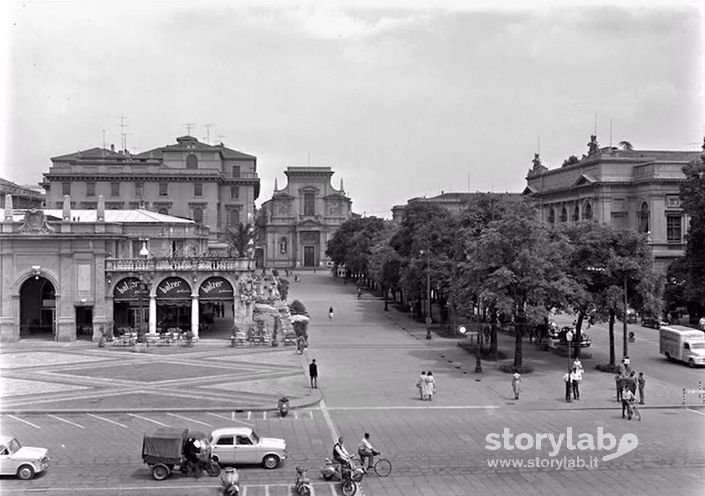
xmin=608 ymin=311 xmax=616 ymax=366
xmin=513 ymin=323 xmax=523 ymax=369
xmin=490 ymin=323 xmax=498 ymax=360
xmin=574 ymin=313 xmax=584 ymax=360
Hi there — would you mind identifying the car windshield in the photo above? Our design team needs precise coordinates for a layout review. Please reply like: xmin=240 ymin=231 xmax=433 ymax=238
xmin=7 ymin=438 xmax=21 ymax=454
xmin=251 ymin=431 xmax=260 ymax=443
xmin=690 ymin=342 xmax=705 ymax=350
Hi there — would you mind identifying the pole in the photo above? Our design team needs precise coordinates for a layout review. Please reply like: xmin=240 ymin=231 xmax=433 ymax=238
xmin=623 ymin=274 xmax=628 ymax=358
xmin=426 ymin=251 xmax=431 ymax=323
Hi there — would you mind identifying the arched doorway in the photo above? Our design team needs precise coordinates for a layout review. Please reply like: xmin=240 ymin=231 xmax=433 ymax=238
xmin=198 ymin=277 xmax=234 ymax=338
xmin=112 ymin=277 xmax=149 ymax=333
xmin=20 ymin=277 xmax=56 ymax=339
xmin=156 ymin=277 xmax=192 ymax=332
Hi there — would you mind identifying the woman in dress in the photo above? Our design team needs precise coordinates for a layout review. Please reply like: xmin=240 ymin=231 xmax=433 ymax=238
xmin=425 ymin=371 xmax=437 ymax=401
xmin=417 ymin=371 xmax=426 ymax=400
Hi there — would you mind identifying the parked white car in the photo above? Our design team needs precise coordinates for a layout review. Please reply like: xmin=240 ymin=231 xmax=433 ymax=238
xmin=0 ymin=435 xmax=50 ymax=480
xmin=208 ymin=427 xmax=286 ymax=469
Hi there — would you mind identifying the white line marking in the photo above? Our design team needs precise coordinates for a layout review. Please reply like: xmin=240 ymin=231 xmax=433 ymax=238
xmin=207 ymin=412 xmax=254 ymax=427
xmin=47 ymin=414 xmax=84 ymax=429
xmin=7 ymin=415 xmax=41 ymax=429
xmin=166 ymin=412 xmax=212 ymax=427
xmin=329 ymin=482 xmax=337 ymax=496
xmin=322 ymin=405 xmax=500 ymax=411
xmin=309 ymin=410 xmax=314 ymax=419
xmin=128 ymin=413 xmax=169 ymax=426
xmin=687 ymin=408 xmax=705 ymax=417
xmin=241 ymin=485 xmax=248 ymax=496
xmin=319 ymin=399 xmax=338 ymax=443
xmin=264 ymin=485 xmax=270 ymax=496
xmin=86 ymin=413 xmax=128 ymax=429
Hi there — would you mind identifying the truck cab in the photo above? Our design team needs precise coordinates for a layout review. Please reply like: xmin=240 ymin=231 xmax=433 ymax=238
xmin=659 ymin=325 xmax=705 ymax=367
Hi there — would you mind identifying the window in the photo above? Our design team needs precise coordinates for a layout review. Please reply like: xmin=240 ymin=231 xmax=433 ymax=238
xmin=159 ymin=183 xmax=168 ymax=196
xmin=583 ymin=202 xmax=593 ymax=220
xmin=216 ymin=436 xmax=234 ymax=446
xmin=230 ymin=209 xmax=240 ymax=226
xmin=236 ymin=436 xmax=252 ymax=446
xmin=666 ymin=214 xmax=682 ymax=243
xmin=230 ymin=186 xmax=239 ymax=199
xmin=279 ymin=237 xmax=288 ymax=254
xmin=559 ymin=207 xmax=567 ymax=223
xmin=186 ymin=154 xmax=198 ymax=169
xmin=135 ymin=182 xmax=143 ymax=197
xmin=193 ymin=207 xmax=203 ymax=224
xmin=304 ymin=192 xmax=315 ymax=216
xmin=572 ymin=205 xmax=580 ymax=222
xmin=232 ymin=166 xmax=240 ymax=178
xmin=62 ymin=182 xmax=71 ymax=195
xmin=86 ymin=182 xmax=95 ymax=197
xmin=110 ymin=182 xmax=120 ymax=196
xmin=639 ymin=202 xmax=649 ymax=233
xmin=194 ymin=183 xmax=203 ymax=196
xmin=548 ymin=208 xmax=555 ymax=224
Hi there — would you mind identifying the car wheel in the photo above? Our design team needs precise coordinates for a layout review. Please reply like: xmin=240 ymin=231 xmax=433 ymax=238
xmin=17 ymin=465 xmax=35 ymax=480
xmin=262 ymin=454 xmax=280 ymax=469
xmin=689 ymin=359 xmax=695 ymax=368
xmin=206 ymin=461 xmax=221 ymax=477
xmin=152 ymin=464 xmax=170 ymax=481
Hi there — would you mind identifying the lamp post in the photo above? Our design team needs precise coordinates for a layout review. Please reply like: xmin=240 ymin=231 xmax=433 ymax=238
xmin=622 ymin=273 xmax=628 ymax=359
xmin=566 ymin=329 xmax=574 ymax=364
xmin=419 ymin=249 xmax=432 ymax=338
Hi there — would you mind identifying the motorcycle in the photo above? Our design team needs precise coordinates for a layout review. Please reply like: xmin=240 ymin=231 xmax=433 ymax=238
xmin=321 ymin=456 xmax=364 ymax=496
xmin=220 ymin=467 xmax=240 ymax=496
xmin=294 ymin=466 xmax=312 ymax=496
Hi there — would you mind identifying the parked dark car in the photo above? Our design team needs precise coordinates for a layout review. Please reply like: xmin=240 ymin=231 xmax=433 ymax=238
xmin=558 ymin=327 xmax=592 ymax=348
xmin=641 ymin=316 xmax=669 ymax=329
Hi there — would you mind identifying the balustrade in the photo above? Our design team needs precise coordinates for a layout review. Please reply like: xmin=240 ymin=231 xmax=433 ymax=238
xmin=105 ymin=257 xmax=253 ymax=272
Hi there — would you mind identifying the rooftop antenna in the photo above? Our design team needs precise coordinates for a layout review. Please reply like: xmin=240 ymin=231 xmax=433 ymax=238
xmin=609 ymin=119 xmax=613 ymax=149
xmin=102 ymin=129 xmax=107 ymax=149
xmin=204 ymin=124 xmax=214 ymax=144
xmin=183 ymin=123 xmax=195 ymax=135
xmin=119 ymin=116 xmax=128 ymax=152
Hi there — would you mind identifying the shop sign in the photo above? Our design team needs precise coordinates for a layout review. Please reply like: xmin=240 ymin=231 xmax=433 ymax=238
xmin=113 ymin=278 xmax=148 ymax=300
xmin=157 ymin=277 xmax=191 ymax=299
xmin=199 ymin=277 xmax=234 ymax=299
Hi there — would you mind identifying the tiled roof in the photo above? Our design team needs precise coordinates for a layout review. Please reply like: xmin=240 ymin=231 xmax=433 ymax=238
xmin=134 ymin=137 xmax=256 ymax=160
xmin=51 ymin=147 xmax=127 ymax=161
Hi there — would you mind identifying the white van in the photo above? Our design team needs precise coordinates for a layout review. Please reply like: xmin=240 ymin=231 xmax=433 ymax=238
xmin=659 ymin=325 xmax=705 ymax=367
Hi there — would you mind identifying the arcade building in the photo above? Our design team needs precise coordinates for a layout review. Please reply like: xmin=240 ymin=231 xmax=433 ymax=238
xmin=0 ymin=194 xmax=257 ymax=343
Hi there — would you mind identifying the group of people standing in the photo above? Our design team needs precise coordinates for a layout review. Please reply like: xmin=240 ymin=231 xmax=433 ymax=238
xmin=562 ymin=358 xmax=584 ymax=401
xmin=416 ymin=371 xmax=437 ymax=400
xmin=615 ymin=357 xmax=646 ymax=419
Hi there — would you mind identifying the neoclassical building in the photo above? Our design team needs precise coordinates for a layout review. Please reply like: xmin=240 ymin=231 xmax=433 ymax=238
xmin=0 ymin=194 xmax=257 ymax=342
xmin=524 ymin=136 xmax=701 ymax=273
xmin=259 ymin=167 xmax=353 ymax=268
xmin=41 ymin=136 xmax=259 ymax=241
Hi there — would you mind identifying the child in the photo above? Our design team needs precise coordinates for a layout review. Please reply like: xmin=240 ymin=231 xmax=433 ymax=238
xmin=512 ymin=370 xmax=521 ymax=400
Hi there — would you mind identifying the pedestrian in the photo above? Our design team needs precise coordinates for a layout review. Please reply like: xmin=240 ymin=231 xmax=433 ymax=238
xmin=638 ymin=372 xmax=646 ymax=404
xmin=309 ymin=359 xmax=318 ymax=388
xmin=329 ymin=306 xmax=334 ymax=320
xmin=416 ymin=371 xmax=426 ymax=400
xmin=572 ymin=357 xmax=583 ymax=372
xmin=622 ymin=386 xmax=637 ymax=420
xmin=615 ymin=373 xmax=623 ymax=402
xmin=296 ymin=335 xmax=305 ymax=355
xmin=425 ymin=371 xmax=436 ymax=401
xmin=571 ymin=366 xmax=582 ymax=400
xmin=622 ymin=356 xmax=632 ymax=376
xmin=626 ymin=370 xmax=637 ymax=395
xmin=563 ymin=368 xmax=573 ymax=402
xmin=512 ymin=369 xmax=521 ymax=400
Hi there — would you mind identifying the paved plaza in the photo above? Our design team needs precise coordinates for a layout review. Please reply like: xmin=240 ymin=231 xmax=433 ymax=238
xmin=1 ymin=271 xmax=704 ymax=495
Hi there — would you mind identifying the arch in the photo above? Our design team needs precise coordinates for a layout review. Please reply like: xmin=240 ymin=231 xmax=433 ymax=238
xmin=573 ymin=205 xmax=580 ymax=222
xmin=639 ymin=201 xmax=649 ymax=233
xmin=548 ymin=208 xmax=555 ymax=224
xmin=559 ymin=207 xmax=568 ymax=223
xmin=193 ymin=207 xmax=203 ymax=224
xmin=583 ymin=202 xmax=593 ymax=220
xmin=186 ymin=153 xmax=198 ymax=169
xmin=19 ymin=276 xmax=56 ymax=338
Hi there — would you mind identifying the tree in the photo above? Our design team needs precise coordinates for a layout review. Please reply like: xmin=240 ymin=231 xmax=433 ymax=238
xmin=562 ymin=155 xmax=580 ymax=167
xmin=225 ymin=223 xmax=250 ymax=257
xmin=368 ymin=228 xmax=401 ymax=311
xmin=326 ymin=217 xmax=388 ymax=280
xmin=618 ymin=141 xmax=634 ymax=151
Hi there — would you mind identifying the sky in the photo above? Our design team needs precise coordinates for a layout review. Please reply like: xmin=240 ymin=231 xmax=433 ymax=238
xmin=1 ymin=0 xmax=703 ymax=218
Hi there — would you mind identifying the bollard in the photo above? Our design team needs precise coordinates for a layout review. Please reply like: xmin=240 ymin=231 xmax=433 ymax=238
xmin=683 ymin=387 xmax=686 ymax=408
xmin=475 ymin=356 xmax=483 ymax=373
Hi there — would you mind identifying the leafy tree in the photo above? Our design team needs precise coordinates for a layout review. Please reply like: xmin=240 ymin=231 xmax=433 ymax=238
xmin=562 ymin=155 xmax=580 ymax=167
xmin=619 ymin=141 xmax=634 ymax=151
xmin=368 ymin=234 xmax=402 ymax=311
xmin=226 ymin=223 xmax=251 ymax=257
xmin=326 ymin=217 xmax=388 ymax=279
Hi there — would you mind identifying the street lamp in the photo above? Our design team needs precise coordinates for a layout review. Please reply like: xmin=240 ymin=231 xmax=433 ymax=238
xmin=566 ymin=329 xmax=574 ymax=364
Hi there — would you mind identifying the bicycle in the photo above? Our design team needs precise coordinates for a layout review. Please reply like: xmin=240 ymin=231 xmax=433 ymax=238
xmin=628 ymin=401 xmax=642 ymax=421
xmin=364 ymin=452 xmax=392 ymax=477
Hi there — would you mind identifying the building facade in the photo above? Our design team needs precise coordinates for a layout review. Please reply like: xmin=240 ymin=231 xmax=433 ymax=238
xmin=0 ymin=194 xmax=257 ymax=343
xmin=0 ymin=178 xmax=44 ymax=209
xmin=391 ymin=191 xmax=523 ymax=223
xmin=259 ymin=167 xmax=353 ymax=268
xmin=41 ymin=136 xmax=259 ymax=242
xmin=524 ymin=137 xmax=701 ymax=273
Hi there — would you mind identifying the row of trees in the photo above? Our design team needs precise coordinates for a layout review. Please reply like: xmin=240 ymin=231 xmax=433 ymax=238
xmin=326 ymin=195 xmax=661 ymax=371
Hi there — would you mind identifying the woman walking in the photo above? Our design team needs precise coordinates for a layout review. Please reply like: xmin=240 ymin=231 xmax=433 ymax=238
xmin=425 ymin=371 xmax=437 ymax=401
xmin=328 ymin=306 xmax=334 ymax=320
xmin=512 ymin=369 xmax=521 ymax=400
xmin=417 ymin=371 xmax=426 ymax=400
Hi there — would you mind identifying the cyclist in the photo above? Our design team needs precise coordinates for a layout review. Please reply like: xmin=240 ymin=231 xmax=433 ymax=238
xmin=357 ymin=433 xmax=378 ymax=471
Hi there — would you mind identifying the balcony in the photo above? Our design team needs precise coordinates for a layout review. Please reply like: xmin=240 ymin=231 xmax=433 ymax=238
xmin=105 ymin=257 xmax=254 ymax=272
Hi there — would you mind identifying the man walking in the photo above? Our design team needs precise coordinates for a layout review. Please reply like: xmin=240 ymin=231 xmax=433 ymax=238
xmin=571 ymin=366 xmax=582 ymax=400
xmin=638 ymin=372 xmax=646 ymax=404
xmin=625 ymin=370 xmax=637 ymax=395
xmin=309 ymin=359 xmax=318 ymax=388
xmin=615 ymin=373 xmax=623 ymax=402
xmin=563 ymin=368 xmax=572 ymax=402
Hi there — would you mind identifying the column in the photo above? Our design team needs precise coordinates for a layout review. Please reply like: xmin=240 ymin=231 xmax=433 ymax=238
xmin=191 ymin=296 xmax=199 ymax=338
xmin=149 ymin=295 xmax=157 ymax=334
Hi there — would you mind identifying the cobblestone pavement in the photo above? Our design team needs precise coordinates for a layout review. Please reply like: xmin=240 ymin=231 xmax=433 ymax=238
xmin=0 ymin=272 xmax=704 ymax=495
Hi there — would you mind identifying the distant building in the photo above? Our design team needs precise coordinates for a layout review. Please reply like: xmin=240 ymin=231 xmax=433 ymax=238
xmin=0 ymin=194 xmax=256 ymax=343
xmin=259 ymin=167 xmax=353 ymax=268
xmin=392 ymin=191 xmax=523 ymax=222
xmin=40 ymin=136 xmax=259 ymax=241
xmin=523 ymin=136 xmax=701 ymax=273
xmin=0 ymin=178 xmax=44 ymax=209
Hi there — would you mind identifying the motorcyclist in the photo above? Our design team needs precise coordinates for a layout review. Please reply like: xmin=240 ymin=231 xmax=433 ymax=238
xmin=183 ymin=437 xmax=203 ymax=476
xmin=333 ymin=437 xmax=352 ymax=470
xmin=357 ymin=433 xmax=378 ymax=471
xmin=295 ymin=466 xmax=311 ymax=493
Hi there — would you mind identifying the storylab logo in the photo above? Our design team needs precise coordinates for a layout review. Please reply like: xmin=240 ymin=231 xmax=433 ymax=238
xmin=485 ymin=427 xmax=638 ymax=462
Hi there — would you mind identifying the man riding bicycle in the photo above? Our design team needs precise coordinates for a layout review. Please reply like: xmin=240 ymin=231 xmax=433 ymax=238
xmin=357 ymin=433 xmax=378 ymax=471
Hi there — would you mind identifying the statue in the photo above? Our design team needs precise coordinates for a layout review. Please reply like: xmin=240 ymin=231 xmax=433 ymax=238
xmin=587 ymin=135 xmax=600 ymax=156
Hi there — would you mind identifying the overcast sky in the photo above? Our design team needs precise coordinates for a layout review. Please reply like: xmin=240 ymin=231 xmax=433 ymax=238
xmin=1 ymin=0 xmax=703 ymax=217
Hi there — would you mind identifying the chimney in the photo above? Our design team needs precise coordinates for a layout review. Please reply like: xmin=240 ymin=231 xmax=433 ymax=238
xmin=110 ymin=144 xmax=115 ymax=152
xmin=4 ymin=194 xmax=13 ymax=221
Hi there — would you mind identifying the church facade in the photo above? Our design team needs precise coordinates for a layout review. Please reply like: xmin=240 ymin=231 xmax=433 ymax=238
xmin=258 ymin=167 xmax=353 ymax=269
